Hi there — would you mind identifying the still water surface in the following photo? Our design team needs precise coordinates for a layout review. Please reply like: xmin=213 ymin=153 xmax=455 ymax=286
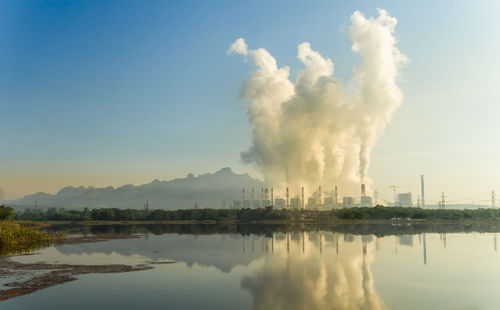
xmin=2 ymin=225 xmax=500 ymax=309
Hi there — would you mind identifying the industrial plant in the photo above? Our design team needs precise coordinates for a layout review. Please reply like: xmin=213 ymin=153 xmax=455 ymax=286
xmin=232 ymin=175 xmax=435 ymax=210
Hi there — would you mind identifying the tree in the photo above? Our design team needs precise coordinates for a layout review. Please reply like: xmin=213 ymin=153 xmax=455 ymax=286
xmin=0 ymin=205 xmax=15 ymax=220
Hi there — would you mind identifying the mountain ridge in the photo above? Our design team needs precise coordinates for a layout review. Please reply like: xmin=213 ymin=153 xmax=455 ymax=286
xmin=3 ymin=167 xmax=265 ymax=209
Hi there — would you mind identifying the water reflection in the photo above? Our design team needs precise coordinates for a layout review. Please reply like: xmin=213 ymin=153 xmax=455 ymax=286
xmin=241 ymin=233 xmax=386 ymax=310
xmin=5 ymin=225 xmax=500 ymax=309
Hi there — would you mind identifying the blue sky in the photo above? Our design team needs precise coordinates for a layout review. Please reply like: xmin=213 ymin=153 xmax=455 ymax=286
xmin=1 ymin=1 xmax=499 ymax=203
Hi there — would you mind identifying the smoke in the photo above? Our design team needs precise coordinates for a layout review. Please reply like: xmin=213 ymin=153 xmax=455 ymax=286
xmin=228 ymin=9 xmax=407 ymax=195
xmin=241 ymin=234 xmax=386 ymax=310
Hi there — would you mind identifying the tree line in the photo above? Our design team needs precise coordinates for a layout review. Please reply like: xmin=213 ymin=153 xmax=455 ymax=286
xmin=9 ymin=205 xmax=500 ymax=222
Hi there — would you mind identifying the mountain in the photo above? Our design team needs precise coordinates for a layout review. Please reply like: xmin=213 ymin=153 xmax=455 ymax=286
xmin=3 ymin=167 xmax=266 ymax=209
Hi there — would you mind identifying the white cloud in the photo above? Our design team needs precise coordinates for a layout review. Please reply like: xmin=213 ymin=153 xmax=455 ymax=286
xmin=227 ymin=38 xmax=248 ymax=56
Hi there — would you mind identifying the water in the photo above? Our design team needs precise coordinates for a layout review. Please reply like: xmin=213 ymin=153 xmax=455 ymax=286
xmin=2 ymin=225 xmax=500 ymax=309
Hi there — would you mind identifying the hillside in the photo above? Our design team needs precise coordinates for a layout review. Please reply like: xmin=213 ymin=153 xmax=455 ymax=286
xmin=3 ymin=168 xmax=265 ymax=209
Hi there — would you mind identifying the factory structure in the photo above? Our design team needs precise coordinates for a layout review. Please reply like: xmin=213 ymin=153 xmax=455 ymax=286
xmin=232 ymin=175 xmax=428 ymax=209
xmin=232 ymin=183 xmax=375 ymax=209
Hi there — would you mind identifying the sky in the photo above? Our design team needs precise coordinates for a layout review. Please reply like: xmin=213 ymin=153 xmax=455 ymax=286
xmin=1 ymin=0 xmax=499 ymax=205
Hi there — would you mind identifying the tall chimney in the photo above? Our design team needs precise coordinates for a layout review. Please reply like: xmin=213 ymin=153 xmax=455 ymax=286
xmin=361 ymin=184 xmax=366 ymax=196
xmin=302 ymin=186 xmax=305 ymax=210
xmin=286 ymin=187 xmax=289 ymax=206
xmin=242 ymin=188 xmax=245 ymax=201
xmin=335 ymin=185 xmax=338 ymax=207
xmin=318 ymin=186 xmax=322 ymax=205
xmin=421 ymin=175 xmax=425 ymax=208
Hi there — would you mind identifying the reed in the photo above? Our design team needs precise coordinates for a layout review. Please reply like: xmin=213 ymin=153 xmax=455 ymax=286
xmin=0 ymin=222 xmax=65 ymax=256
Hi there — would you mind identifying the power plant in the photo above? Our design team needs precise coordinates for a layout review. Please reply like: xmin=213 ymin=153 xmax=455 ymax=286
xmin=232 ymin=174 xmax=439 ymax=209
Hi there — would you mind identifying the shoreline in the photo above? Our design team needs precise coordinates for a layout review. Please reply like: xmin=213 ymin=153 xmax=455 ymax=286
xmin=36 ymin=218 xmax=500 ymax=226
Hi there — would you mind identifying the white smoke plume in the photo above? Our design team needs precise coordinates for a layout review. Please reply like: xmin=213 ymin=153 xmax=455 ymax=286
xmin=228 ymin=9 xmax=407 ymax=196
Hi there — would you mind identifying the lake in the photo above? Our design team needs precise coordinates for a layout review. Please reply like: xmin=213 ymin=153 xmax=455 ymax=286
xmin=1 ymin=224 xmax=500 ymax=309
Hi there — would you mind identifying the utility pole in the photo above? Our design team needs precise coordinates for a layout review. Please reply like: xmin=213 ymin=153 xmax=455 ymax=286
xmin=421 ymin=175 xmax=425 ymax=208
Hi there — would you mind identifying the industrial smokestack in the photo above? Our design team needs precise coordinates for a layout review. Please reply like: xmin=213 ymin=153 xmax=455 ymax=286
xmin=271 ymin=187 xmax=274 ymax=207
xmin=302 ymin=186 xmax=305 ymax=210
xmin=319 ymin=186 xmax=322 ymax=205
xmin=286 ymin=187 xmax=289 ymax=206
xmin=421 ymin=175 xmax=425 ymax=208
xmin=335 ymin=185 xmax=338 ymax=207
xmin=361 ymin=184 xmax=366 ymax=196
xmin=242 ymin=188 xmax=245 ymax=201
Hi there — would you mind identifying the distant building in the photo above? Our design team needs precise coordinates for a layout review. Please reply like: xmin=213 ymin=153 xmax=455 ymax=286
xmin=262 ymin=199 xmax=271 ymax=207
xmin=307 ymin=197 xmax=317 ymax=208
xmin=252 ymin=200 xmax=260 ymax=208
xmin=397 ymin=193 xmax=413 ymax=207
xmin=242 ymin=200 xmax=251 ymax=208
xmin=290 ymin=197 xmax=299 ymax=208
xmin=343 ymin=197 xmax=354 ymax=208
xmin=324 ymin=197 xmax=334 ymax=206
xmin=360 ymin=196 xmax=373 ymax=208
xmin=233 ymin=201 xmax=242 ymax=209
xmin=275 ymin=198 xmax=286 ymax=208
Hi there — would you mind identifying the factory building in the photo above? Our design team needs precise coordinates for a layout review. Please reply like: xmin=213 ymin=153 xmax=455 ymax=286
xmin=233 ymin=201 xmax=242 ymax=209
xmin=360 ymin=196 xmax=373 ymax=208
xmin=290 ymin=197 xmax=299 ymax=209
xmin=324 ymin=197 xmax=334 ymax=206
xmin=343 ymin=197 xmax=354 ymax=208
xmin=275 ymin=198 xmax=286 ymax=208
xmin=397 ymin=192 xmax=413 ymax=207
xmin=308 ymin=197 xmax=317 ymax=208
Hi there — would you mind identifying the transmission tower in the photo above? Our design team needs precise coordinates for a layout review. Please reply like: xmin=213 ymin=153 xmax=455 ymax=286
xmin=389 ymin=185 xmax=399 ymax=206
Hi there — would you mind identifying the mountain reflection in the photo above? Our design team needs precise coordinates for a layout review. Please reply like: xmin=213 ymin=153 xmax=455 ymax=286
xmin=241 ymin=232 xmax=386 ymax=310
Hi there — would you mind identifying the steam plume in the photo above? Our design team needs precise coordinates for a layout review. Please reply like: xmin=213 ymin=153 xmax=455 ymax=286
xmin=228 ymin=9 xmax=407 ymax=195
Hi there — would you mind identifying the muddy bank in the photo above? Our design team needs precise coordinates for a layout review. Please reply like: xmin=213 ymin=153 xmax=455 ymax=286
xmin=0 ymin=233 xmax=172 ymax=301
xmin=0 ymin=256 xmax=155 ymax=301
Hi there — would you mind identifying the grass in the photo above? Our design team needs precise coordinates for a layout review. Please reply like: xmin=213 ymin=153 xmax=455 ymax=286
xmin=0 ymin=221 xmax=65 ymax=256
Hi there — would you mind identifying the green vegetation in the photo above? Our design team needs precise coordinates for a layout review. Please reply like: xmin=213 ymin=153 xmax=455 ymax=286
xmin=13 ymin=205 xmax=500 ymax=223
xmin=0 ymin=205 xmax=15 ymax=220
xmin=0 ymin=209 xmax=65 ymax=256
